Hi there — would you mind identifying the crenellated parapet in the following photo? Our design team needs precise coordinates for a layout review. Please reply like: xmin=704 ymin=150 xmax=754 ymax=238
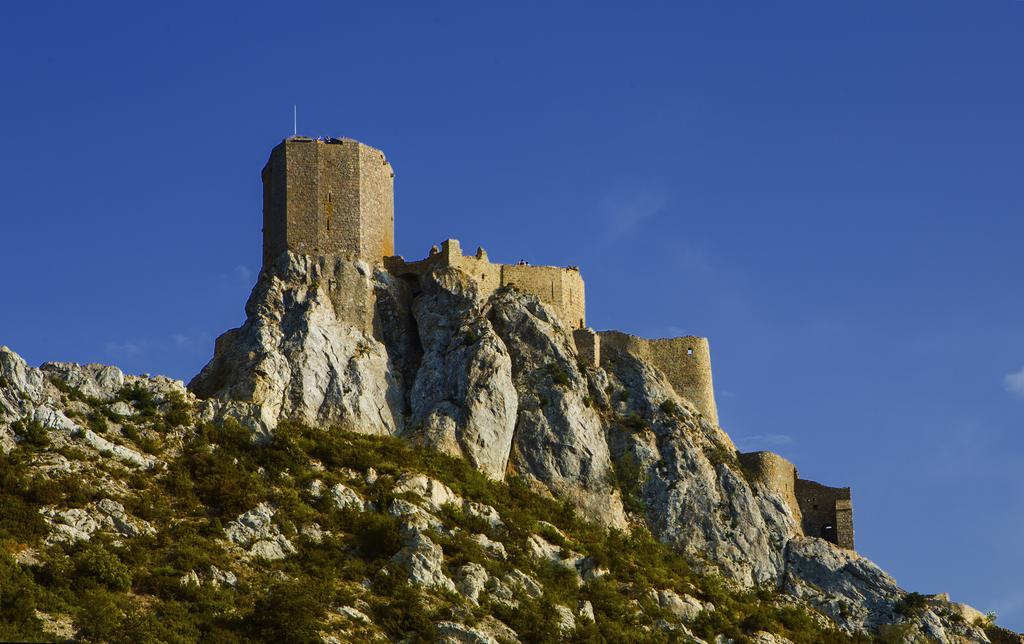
xmin=385 ymin=239 xmax=586 ymax=330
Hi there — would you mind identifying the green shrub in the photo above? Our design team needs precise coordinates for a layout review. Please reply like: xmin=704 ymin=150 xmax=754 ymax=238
xmin=0 ymin=553 xmax=45 ymax=641
xmin=11 ymin=417 xmax=50 ymax=448
xmin=87 ymin=410 xmax=110 ymax=434
xmin=117 ymin=383 xmax=158 ymax=417
xmin=659 ymin=399 xmax=682 ymax=417
xmin=370 ymin=580 xmax=437 ymax=640
xmin=0 ymin=455 xmax=49 ymax=542
xmin=611 ymin=453 xmax=646 ymax=514
xmin=895 ymin=591 xmax=927 ymax=618
xmin=72 ymin=541 xmax=133 ymax=591
xmin=75 ymin=589 xmax=127 ymax=643
xmin=243 ymin=581 xmax=328 ymax=644
xmin=117 ymin=600 xmax=202 ymax=644
xmin=546 ymin=362 xmax=571 ymax=387
xmin=619 ymin=413 xmax=648 ymax=433
xmin=163 ymin=392 xmax=192 ymax=428
xmin=349 ymin=512 xmax=403 ymax=562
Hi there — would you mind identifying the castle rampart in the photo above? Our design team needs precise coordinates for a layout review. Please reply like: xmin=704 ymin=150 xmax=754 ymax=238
xmin=597 ymin=331 xmax=718 ymax=425
xmin=795 ymin=478 xmax=854 ymax=550
xmin=385 ymin=239 xmax=586 ymax=329
xmin=738 ymin=450 xmax=854 ymax=550
xmin=262 ymin=137 xmax=394 ymax=266
xmin=738 ymin=451 xmax=802 ymax=525
xmin=573 ymin=328 xmax=600 ymax=368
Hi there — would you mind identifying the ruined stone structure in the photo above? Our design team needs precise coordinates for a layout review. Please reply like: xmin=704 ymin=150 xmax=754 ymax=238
xmin=262 ymin=137 xmax=394 ymax=266
xmin=796 ymin=478 xmax=854 ymax=550
xmin=257 ymin=134 xmax=855 ymax=551
xmin=596 ymin=331 xmax=718 ymax=426
xmin=739 ymin=451 xmax=854 ymax=549
xmin=572 ymin=328 xmax=600 ymax=368
xmin=385 ymin=239 xmax=587 ymax=329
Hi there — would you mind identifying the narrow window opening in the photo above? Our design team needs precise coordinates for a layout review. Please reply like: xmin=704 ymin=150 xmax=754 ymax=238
xmin=326 ymin=191 xmax=333 ymax=231
xmin=687 ymin=348 xmax=694 ymax=356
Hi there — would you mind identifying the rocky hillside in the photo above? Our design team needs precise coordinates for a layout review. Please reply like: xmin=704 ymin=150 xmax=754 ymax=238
xmin=0 ymin=251 xmax=1018 ymax=643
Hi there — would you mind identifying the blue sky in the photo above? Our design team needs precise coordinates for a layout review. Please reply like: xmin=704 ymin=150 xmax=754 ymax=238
xmin=2 ymin=1 xmax=1023 ymax=629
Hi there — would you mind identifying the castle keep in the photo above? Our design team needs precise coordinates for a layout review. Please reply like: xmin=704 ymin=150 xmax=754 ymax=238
xmin=260 ymin=135 xmax=854 ymax=549
xmin=262 ymin=137 xmax=394 ymax=266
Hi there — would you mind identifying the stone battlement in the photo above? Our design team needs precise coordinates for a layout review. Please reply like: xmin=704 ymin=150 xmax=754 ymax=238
xmin=739 ymin=451 xmax=854 ymax=550
xmin=385 ymin=239 xmax=587 ymax=330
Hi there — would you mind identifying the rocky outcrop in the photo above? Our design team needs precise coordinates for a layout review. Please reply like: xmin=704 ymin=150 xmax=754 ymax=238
xmin=178 ymin=252 xmax=1008 ymax=639
xmin=784 ymin=537 xmax=990 ymax=641
xmin=189 ymin=254 xmax=408 ymax=437
xmin=0 ymin=248 xmax=1003 ymax=641
xmin=601 ymin=351 xmax=795 ymax=586
xmin=488 ymin=288 xmax=627 ymax=527
xmin=0 ymin=345 xmax=187 ymax=465
xmin=392 ymin=526 xmax=457 ymax=593
xmin=40 ymin=498 xmax=155 ymax=544
xmin=407 ymin=269 xmax=517 ymax=479
xmin=224 ymin=503 xmax=297 ymax=560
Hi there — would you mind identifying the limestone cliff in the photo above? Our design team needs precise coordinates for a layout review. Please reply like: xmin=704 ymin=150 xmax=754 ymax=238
xmin=180 ymin=251 xmax=1003 ymax=641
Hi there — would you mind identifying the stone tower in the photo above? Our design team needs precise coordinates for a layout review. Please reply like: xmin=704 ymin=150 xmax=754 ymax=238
xmin=262 ymin=137 xmax=394 ymax=267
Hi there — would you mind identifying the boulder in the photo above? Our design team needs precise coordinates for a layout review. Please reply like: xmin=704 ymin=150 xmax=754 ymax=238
xmin=329 ymin=482 xmax=365 ymax=511
xmin=456 ymin=562 xmax=490 ymax=604
xmin=391 ymin=526 xmax=456 ymax=593
xmin=224 ymin=503 xmax=296 ymax=560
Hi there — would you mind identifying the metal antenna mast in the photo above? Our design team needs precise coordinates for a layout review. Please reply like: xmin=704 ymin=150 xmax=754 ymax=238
xmin=293 ymin=105 xmax=298 ymax=136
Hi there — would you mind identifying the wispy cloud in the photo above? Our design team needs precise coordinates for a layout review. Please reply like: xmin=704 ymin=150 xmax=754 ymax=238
xmin=601 ymin=188 xmax=669 ymax=238
xmin=172 ymin=333 xmax=191 ymax=348
xmin=219 ymin=264 xmax=254 ymax=284
xmin=1004 ymin=367 xmax=1024 ymax=397
xmin=105 ymin=341 xmax=143 ymax=357
xmin=733 ymin=433 xmax=794 ymax=451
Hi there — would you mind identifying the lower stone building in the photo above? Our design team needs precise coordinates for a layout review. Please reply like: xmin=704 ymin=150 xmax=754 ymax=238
xmin=739 ymin=451 xmax=854 ymax=549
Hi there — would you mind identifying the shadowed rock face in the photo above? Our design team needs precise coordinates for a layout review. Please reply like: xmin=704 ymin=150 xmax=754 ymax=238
xmin=180 ymin=252 xmax=996 ymax=640
xmin=407 ymin=269 xmax=517 ymax=480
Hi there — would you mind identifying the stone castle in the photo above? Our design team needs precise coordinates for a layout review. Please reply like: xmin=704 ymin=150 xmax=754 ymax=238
xmin=261 ymin=135 xmax=854 ymax=550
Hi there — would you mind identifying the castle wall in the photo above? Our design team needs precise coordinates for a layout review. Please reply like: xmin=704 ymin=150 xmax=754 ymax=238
xmin=262 ymin=145 xmax=289 ymax=265
xmin=262 ymin=137 xmax=394 ymax=267
xmin=738 ymin=451 xmax=802 ymax=526
xmin=501 ymin=264 xmax=586 ymax=329
xmin=573 ymin=328 xmax=600 ymax=368
xmin=316 ymin=139 xmax=361 ymax=258
xmin=357 ymin=142 xmax=395 ymax=260
xmin=385 ymin=239 xmax=585 ymax=329
xmin=598 ymin=331 xmax=718 ymax=425
xmin=795 ymin=478 xmax=854 ymax=549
